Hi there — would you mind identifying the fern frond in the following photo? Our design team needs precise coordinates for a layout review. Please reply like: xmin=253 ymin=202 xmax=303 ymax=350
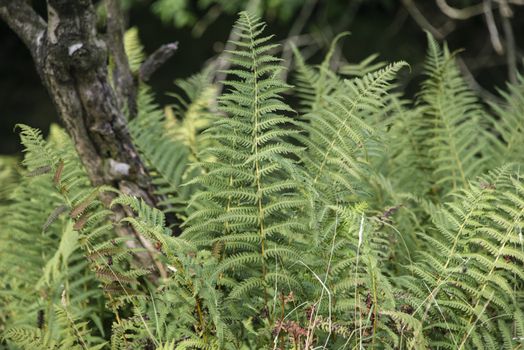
xmin=398 ymin=165 xmax=524 ymax=347
xmin=124 ymin=27 xmax=145 ymax=73
xmin=418 ymin=32 xmax=489 ymax=193
xmin=298 ymin=61 xmax=407 ymax=203
xmin=487 ymin=72 xmax=524 ymax=166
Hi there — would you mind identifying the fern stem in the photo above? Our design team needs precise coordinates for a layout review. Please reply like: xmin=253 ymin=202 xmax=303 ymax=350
xmin=245 ymin=12 xmax=270 ymax=317
xmin=61 ymin=305 xmax=90 ymax=350
xmin=195 ymin=296 xmax=208 ymax=340
xmin=370 ymin=256 xmax=378 ymax=350
xmin=431 ymin=57 xmax=468 ymax=190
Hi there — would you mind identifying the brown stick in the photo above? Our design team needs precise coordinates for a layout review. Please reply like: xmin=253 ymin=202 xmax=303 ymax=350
xmin=401 ymin=0 xmax=444 ymax=39
xmin=484 ymin=0 xmax=505 ymax=55
xmin=436 ymin=0 xmax=484 ymax=20
xmin=499 ymin=0 xmax=518 ymax=84
xmin=139 ymin=42 xmax=179 ymax=82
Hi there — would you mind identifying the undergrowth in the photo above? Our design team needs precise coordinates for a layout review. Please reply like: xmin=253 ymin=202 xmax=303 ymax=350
xmin=1 ymin=12 xmax=524 ymax=350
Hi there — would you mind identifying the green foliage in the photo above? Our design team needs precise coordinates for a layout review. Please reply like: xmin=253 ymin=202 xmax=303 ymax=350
xmin=2 ymin=12 xmax=524 ymax=350
xmin=149 ymin=0 xmax=304 ymax=29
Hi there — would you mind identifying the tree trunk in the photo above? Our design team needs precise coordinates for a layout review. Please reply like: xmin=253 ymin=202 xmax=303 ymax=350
xmin=0 ymin=0 xmax=177 ymax=278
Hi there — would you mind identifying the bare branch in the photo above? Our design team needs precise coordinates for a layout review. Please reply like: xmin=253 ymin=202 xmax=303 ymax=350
xmin=192 ymin=4 xmax=221 ymax=37
xmin=436 ymin=0 xmax=484 ymax=20
xmin=139 ymin=42 xmax=179 ymax=82
xmin=483 ymin=0 xmax=504 ymax=54
xmin=499 ymin=0 xmax=517 ymax=83
xmin=401 ymin=0 xmax=444 ymax=39
xmin=280 ymin=0 xmax=317 ymax=81
xmin=0 ymin=0 xmax=46 ymax=59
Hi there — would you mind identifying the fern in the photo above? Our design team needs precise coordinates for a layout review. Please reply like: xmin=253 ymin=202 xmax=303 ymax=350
xmin=1 ymin=126 xmax=110 ymax=350
xmin=297 ymin=61 xmax=407 ymax=204
xmin=124 ymin=27 xmax=145 ymax=74
xmin=3 ymin=11 xmax=524 ymax=350
xmin=129 ymin=77 xmax=216 ymax=223
xmin=487 ymin=72 xmax=524 ymax=167
xmin=182 ymin=11 xmax=311 ymax=344
xmin=291 ymin=33 xmax=348 ymax=114
xmin=397 ymin=166 xmax=524 ymax=348
xmin=417 ymin=33 xmax=489 ymax=194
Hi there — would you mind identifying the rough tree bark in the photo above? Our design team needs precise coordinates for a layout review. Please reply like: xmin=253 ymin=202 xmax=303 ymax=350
xmin=0 ymin=0 xmax=179 ymax=278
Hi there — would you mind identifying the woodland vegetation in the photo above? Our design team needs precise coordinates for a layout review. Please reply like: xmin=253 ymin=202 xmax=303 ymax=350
xmin=1 ymin=1 xmax=524 ymax=349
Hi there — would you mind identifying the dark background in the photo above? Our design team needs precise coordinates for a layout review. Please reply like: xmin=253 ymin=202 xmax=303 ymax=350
xmin=1 ymin=0 xmax=523 ymax=154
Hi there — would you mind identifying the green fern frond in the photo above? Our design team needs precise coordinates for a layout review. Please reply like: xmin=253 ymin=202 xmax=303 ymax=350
xmin=291 ymin=33 xmax=348 ymax=114
xmin=298 ymin=61 xmax=407 ymax=203
xmin=3 ymin=327 xmax=45 ymax=349
xmin=487 ymin=72 xmax=524 ymax=166
xmin=124 ymin=27 xmax=145 ymax=73
xmin=398 ymin=165 xmax=524 ymax=347
xmin=181 ymin=12 xmax=312 ymax=341
xmin=418 ymin=32 xmax=489 ymax=193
